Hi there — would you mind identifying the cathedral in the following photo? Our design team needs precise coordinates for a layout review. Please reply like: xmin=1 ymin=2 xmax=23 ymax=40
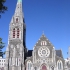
xmin=4 ymin=0 xmax=70 ymax=70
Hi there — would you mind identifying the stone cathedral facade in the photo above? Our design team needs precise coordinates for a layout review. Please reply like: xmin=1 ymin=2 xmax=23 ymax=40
xmin=4 ymin=0 xmax=70 ymax=70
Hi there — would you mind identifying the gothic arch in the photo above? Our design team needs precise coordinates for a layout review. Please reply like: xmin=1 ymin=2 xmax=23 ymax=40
xmin=16 ymin=18 xmax=18 ymax=23
xmin=41 ymin=64 xmax=47 ymax=70
xmin=57 ymin=60 xmax=63 ymax=70
xmin=26 ymin=60 xmax=32 ymax=70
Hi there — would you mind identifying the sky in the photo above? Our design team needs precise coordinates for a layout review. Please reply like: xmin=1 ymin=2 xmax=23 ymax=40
xmin=0 ymin=0 xmax=70 ymax=59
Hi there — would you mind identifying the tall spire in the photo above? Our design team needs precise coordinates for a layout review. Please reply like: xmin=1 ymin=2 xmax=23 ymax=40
xmin=10 ymin=0 xmax=25 ymax=40
xmin=14 ymin=0 xmax=23 ymax=17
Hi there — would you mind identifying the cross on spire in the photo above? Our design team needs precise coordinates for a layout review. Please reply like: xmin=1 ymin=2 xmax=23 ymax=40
xmin=42 ymin=31 xmax=44 ymax=35
xmin=14 ymin=0 xmax=23 ymax=16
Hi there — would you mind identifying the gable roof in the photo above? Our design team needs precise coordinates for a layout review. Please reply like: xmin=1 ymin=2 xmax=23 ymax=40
xmin=27 ymin=49 xmax=63 ymax=59
xmin=34 ymin=34 xmax=54 ymax=48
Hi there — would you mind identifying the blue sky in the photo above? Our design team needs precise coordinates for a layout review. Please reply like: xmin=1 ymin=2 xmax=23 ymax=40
xmin=0 ymin=0 xmax=70 ymax=59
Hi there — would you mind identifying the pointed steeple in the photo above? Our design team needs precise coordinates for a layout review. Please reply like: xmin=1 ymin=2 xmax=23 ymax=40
xmin=10 ymin=0 xmax=24 ymax=24
xmin=14 ymin=0 xmax=23 ymax=17
xmin=5 ymin=1 xmax=26 ymax=70
xmin=9 ymin=0 xmax=26 ymax=41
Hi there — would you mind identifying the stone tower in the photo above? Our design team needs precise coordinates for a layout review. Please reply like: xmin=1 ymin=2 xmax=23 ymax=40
xmin=4 ymin=0 xmax=27 ymax=70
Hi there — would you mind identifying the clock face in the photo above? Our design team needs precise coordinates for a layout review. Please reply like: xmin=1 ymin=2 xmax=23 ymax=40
xmin=38 ymin=46 xmax=50 ymax=57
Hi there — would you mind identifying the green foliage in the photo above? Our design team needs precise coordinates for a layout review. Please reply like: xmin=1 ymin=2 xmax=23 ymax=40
xmin=0 ymin=38 xmax=5 ymax=57
xmin=0 ymin=0 xmax=7 ymax=17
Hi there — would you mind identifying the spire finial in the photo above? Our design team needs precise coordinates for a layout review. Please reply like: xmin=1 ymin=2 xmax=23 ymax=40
xmin=18 ymin=0 xmax=22 ymax=3
xmin=42 ymin=31 xmax=44 ymax=35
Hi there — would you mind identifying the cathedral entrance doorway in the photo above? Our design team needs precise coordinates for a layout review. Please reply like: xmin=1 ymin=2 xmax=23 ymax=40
xmin=41 ymin=64 xmax=47 ymax=70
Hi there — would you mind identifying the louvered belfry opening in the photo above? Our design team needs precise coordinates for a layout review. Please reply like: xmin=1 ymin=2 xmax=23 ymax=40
xmin=17 ymin=28 xmax=20 ymax=38
xmin=13 ymin=28 xmax=15 ymax=38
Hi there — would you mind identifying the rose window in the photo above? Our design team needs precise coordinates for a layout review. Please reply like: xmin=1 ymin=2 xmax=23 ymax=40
xmin=38 ymin=47 xmax=50 ymax=57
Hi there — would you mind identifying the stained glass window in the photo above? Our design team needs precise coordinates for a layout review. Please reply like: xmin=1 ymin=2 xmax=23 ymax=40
xmin=57 ymin=61 xmax=62 ymax=70
xmin=27 ymin=61 xmax=32 ymax=70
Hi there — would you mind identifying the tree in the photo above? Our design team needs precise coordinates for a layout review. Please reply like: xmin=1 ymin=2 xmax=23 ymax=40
xmin=0 ymin=0 xmax=7 ymax=17
xmin=0 ymin=38 xmax=5 ymax=57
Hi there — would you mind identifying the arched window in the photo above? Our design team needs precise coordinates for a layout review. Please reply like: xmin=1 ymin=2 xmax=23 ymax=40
xmin=57 ymin=60 xmax=63 ymax=70
xmin=13 ymin=28 xmax=15 ymax=38
xmin=16 ymin=18 xmax=18 ymax=23
xmin=57 ymin=62 xmax=60 ymax=69
xmin=27 ymin=61 xmax=32 ymax=70
xmin=41 ymin=41 xmax=43 ymax=45
xmin=60 ymin=62 xmax=61 ymax=69
xmin=41 ymin=41 xmax=47 ymax=46
xmin=17 ymin=28 xmax=20 ymax=38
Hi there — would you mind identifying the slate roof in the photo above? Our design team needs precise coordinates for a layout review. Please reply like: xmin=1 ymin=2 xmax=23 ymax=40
xmin=27 ymin=50 xmax=63 ymax=58
xmin=55 ymin=50 xmax=63 ymax=58
xmin=27 ymin=50 xmax=33 ymax=57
